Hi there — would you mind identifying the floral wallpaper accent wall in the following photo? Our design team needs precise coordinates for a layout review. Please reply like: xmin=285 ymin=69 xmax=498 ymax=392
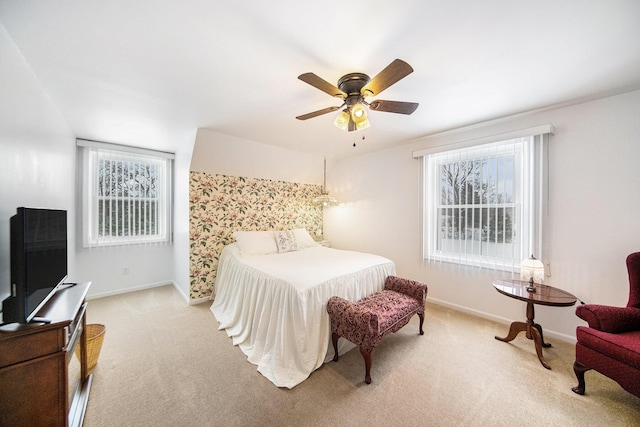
xmin=189 ymin=172 xmax=323 ymax=300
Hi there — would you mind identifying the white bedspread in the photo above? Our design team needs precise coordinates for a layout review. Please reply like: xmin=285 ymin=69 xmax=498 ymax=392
xmin=210 ymin=243 xmax=396 ymax=388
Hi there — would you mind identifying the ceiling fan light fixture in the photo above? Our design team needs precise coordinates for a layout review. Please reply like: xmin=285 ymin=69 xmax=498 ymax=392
xmin=355 ymin=117 xmax=370 ymax=131
xmin=350 ymin=103 xmax=368 ymax=124
xmin=297 ymin=59 xmax=418 ymax=133
xmin=334 ymin=109 xmax=350 ymax=130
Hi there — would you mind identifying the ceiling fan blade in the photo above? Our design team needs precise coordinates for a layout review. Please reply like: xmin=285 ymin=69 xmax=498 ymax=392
xmin=368 ymin=100 xmax=419 ymax=115
xmin=296 ymin=105 xmax=340 ymax=120
xmin=298 ymin=73 xmax=346 ymax=98
xmin=361 ymin=59 xmax=414 ymax=97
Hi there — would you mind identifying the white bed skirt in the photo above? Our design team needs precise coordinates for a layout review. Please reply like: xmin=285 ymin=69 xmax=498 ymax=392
xmin=210 ymin=243 xmax=396 ymax=388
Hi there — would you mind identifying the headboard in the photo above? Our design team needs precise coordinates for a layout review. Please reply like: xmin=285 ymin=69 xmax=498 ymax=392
xmin=189 ymin=172 xmax=323 ymax=299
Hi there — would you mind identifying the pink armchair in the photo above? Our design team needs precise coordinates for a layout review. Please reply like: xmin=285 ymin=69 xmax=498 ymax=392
xmin=572 ymin=252 xmax=640 ymax=397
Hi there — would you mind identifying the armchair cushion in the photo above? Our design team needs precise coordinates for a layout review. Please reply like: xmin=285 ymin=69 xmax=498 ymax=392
xmin=572 ymin=252 xmax=640 ymax=397
xmin=576 ymin=327 xmax=640 ymax=370
xmin=576 ymin=305 xmax=640 ymax=333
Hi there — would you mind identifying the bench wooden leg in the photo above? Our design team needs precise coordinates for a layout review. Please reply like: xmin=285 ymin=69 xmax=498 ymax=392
xmin=418 ymin=313 xmax=424 ymax=335
xmin=359 ymin=347 xmax=372 ymax=384
xmin=332 ymin=332 xmax=340 ymax=362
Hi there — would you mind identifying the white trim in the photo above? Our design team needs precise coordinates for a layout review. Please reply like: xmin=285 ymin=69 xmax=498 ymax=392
xmin=188 ymin=296 xmax=212 ymax=306
xmin=77 ymin=138 xmax=175 ymax=160
xmin=422 ymin=134 xmax=546 ymax=270
xmin=425 ymin=298 xmax=576 ymax=344
xmin=79 ymin=142 xmax=174 ymax=248
xmin=85 ymin=281 xmax=176 ymax=300
xmin=412 ymin=124 xmax=554 ymax=158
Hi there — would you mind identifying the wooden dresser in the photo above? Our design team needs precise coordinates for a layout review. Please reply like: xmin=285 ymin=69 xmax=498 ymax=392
xmin=0 ymin=282 xmax=92 ymax=427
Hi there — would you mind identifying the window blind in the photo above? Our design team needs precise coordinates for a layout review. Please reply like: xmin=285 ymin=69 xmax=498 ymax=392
xmin=77 ymin=139 xmax=173 ymax=247
xmin=419 ymin=126 xmax=551 ymax=272
xmin=425 ymin=137 xmax=526 ymax=270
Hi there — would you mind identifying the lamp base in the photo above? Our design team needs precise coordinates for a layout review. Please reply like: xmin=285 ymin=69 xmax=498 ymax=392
xmin=526 ymin=279 xmax=536 ymax=293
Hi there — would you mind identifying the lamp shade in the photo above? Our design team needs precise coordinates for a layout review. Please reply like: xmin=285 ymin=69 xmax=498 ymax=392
xmin=355 ymin=117 xmax=370 ymax=130
xmin=314 ymin=158 xmax=339 ymax=207
xmin=520 ymin=255 xmax=544 ymax=283
xmin=350 ymin=103 xmax=368 ymax=124
xmin=334 ymin=110 xmax=350 ymax=130
xmin=312 ymin=193 xmax=339 ymax=207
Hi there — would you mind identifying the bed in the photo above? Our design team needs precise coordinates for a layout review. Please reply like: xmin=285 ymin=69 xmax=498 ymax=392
xmin=210 ymin=229 xmax=396 ymax=388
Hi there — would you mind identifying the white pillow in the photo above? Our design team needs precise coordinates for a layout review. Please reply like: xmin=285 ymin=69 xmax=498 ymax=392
xmin=291 ymin=228 xmax=319 ymax=249
xmin=274 ymin=230 xmax=297 ymax=253
xmin=232 ymin=231 xmax=278 ymax=256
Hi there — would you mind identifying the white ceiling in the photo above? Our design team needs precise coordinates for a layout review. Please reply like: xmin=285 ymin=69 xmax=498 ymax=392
xmin=1 ymin=0 xmax=639 ymax=158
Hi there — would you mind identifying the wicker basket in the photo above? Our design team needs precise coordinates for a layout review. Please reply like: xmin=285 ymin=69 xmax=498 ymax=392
xmin=75 ymin=324 xmax=106 ymax=371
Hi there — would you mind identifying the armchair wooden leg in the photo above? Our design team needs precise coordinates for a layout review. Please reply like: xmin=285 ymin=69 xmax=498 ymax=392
xmin=418 ymin=313 xmax=424 ymax=335
xmin=571 ymin=361 xmax=591 ymax=395
xmin=332 ymin=333 xmax=340 ymax=362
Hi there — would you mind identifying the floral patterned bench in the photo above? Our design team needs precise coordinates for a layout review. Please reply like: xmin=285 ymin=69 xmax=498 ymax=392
xmin=327 ymin=275 xmax=428 ymax=384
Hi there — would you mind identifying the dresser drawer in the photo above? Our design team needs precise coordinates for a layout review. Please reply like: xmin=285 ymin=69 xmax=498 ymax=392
xmin=0 ymin=326 xmax=65 ymax=368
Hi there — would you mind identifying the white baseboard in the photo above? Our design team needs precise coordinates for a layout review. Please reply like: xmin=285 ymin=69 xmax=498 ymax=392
xmin=188 ymin=296 xmax=212 ymax=306
xmin=86 ymin=281 xmax=204 ymax=307
xmin=87 ymin=281 xmax=181 ymax=301
xmin=426 ymin=297 xmax=577 ymax=344
xmin=171 ymin=283 xmax=190 ymax=303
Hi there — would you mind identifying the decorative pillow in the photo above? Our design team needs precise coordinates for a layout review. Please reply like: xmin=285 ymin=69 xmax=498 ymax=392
xmin=274 ymin=230 xmax=297 ymax=253
xmin=291 ymin=228 xmax=319 ymax=249
xmin=232 ymin=231 xmax=278 ymax=256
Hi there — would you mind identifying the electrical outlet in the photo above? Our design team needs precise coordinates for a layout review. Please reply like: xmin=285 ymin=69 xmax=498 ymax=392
xmin=123 ymin=266 xmax=130 ymax=275
xmin=546 ymin=263 xmax=551 ymax=277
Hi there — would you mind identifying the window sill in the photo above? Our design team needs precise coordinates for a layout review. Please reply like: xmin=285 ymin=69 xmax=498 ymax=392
xmin=425 ymin=254 xmax=519 ymax=273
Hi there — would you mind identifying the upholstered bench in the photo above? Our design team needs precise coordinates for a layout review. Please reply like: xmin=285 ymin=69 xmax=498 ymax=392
xmin=327 ymin=275 xmax=428 ymax=384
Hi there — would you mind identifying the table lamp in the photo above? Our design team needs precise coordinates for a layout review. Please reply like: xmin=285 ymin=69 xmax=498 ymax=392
xmin=521 ymin=254 xmax=544 ymax=292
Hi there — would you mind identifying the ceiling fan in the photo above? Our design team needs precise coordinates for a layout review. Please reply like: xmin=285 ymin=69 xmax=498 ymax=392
xmin=296 ymin=59 xmax=419 ymax=132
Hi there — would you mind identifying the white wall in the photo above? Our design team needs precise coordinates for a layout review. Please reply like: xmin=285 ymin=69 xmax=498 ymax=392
xmin=325 ymin=90 xmax=640 ymax=341
xmin=191 ymin=129 xmax=324 ymax=184
xmin=73 ymin=142 xmax=190 ymax=300
xmin=172 ymin=136 xmax=196 ymax=301
xmin=0 ymin=23 xmax=76 ymax=302
xmin=72 ymin=243 xmax=175 ymax=299
xmin=73 ymin=138 xmax=196 ymax=300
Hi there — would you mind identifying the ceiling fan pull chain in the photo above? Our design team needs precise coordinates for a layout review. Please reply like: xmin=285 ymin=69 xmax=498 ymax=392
xmin=353 ymin=134 xmax=365 ymax=148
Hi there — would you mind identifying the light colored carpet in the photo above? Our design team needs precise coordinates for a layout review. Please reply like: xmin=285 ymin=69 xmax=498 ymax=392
xmin=82 ymin=285 xmax=640 ymax=426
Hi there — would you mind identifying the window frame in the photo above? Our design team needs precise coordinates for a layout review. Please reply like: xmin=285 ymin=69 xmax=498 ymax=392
xmin=419 ymin=129 xmax=550 ymax=272
xmin=78 ymin=139 xmax=174 ymax=248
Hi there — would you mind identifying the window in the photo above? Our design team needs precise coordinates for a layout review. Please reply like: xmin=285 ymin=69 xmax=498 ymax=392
xmin=417 ymin=127 xmax=551 ymax=271
xmin=78 ymin=140 xmax=174 ymax=247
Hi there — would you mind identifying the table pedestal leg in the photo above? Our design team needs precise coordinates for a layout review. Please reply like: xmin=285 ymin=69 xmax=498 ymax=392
xmin=533 ymin=322 xmax=552 ymax=348
xmin=495 ymin=301 xmax=552 ymax=369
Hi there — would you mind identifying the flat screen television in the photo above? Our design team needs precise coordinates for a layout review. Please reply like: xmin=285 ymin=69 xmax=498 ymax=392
xmin=1 ymin=207 xmax=68 ymax=324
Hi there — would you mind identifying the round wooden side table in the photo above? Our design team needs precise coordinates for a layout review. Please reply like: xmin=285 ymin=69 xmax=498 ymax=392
xmin=493 ymin=279 xmax=577 ymax=369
